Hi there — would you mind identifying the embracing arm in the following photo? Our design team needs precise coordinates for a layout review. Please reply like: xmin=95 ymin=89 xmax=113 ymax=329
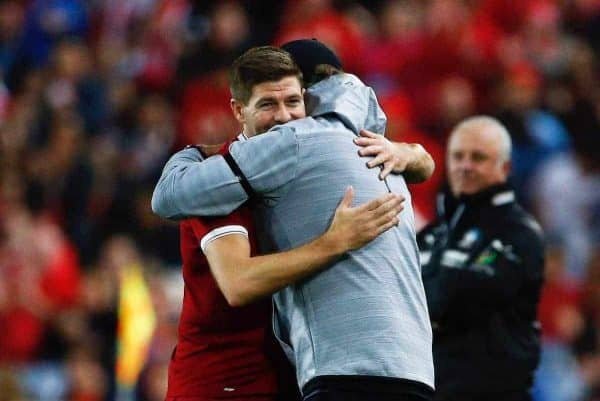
xmin=151 ymin=128 xmax=299 ymax=220
xmin=151 ymin=146 xmax=249 ymax=219
xmin=204 ymin=188 xmax=404 ymax=306
xmin=355 ymin=129 xmax=435 ymax=183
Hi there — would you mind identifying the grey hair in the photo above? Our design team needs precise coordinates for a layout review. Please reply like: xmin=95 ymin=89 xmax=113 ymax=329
xmin=451 ymin=115 xmax=512 ymax=163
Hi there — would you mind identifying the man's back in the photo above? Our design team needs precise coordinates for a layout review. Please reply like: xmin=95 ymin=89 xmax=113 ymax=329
xmin=229 ymin=82 xmax=434 ymax=390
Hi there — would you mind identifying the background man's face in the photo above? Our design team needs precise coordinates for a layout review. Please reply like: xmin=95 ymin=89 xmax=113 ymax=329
xmin=231 ymin=76 xmax=305 ymax=137
xmin=447 ymin=126 xmax=510 ymax=197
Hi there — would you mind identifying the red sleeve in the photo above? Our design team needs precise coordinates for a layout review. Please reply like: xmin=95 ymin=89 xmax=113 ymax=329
xmin=185 ymin=209 xmax=252 ymax=251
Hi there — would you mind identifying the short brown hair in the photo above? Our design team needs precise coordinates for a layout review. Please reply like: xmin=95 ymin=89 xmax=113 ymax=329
xmin=229 ymin=46 xmax=303 ymax=104
xmin=309 ymin=64 xmax=343 ymax=86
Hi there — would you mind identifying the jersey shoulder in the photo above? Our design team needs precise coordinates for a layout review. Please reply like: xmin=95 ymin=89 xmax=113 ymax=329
xmin=183 ymin=206 xmax=253 ymax=239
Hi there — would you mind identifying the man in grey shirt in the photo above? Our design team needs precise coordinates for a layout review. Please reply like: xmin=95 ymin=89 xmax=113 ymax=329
xmin=153 ymin=40 xmax=435 ymax=401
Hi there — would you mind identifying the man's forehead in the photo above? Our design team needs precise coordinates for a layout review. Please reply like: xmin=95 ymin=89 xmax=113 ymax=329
xmin=450 ymin=126 xmax=502 ymax=147
xmin=250 ymin=76 xmax=303 ymax=98
xmin=449 ymin=127 xmax=502 ymax=153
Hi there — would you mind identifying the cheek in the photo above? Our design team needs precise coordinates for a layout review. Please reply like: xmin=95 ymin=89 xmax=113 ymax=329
xmin=254 ymin=111 xmax=273 ymax=124
xmin=292 ymin=105 xmax=306 ymax=118
xmin=478 ymin=164 xmax=501 ymax=180
xmin=447 ymin=163 xmax=462 ymax=176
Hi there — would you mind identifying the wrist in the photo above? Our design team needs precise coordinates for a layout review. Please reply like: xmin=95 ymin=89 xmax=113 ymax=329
xmin=393 ymin=143 xmax=413 ymax=170
xmin=319 ymin=229 xmax=347 ymax=256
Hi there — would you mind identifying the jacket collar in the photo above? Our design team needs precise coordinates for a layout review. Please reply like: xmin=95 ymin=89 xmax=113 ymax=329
xmin=437 ymin=183 xmax=516 ymax=219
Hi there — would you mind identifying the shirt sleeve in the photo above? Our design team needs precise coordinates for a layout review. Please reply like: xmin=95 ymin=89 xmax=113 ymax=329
xmin=228 ymin=125 xmax=299 ymax=203
xmin=151 ymin=146 xmax=249 ymax=219
xmin=151 ymin=127 xmax=300 ymax=219
xmin=186 ymin=211 xmax=251 ymax=254
xmin=200 ymin=225 xmax=248 ymax=253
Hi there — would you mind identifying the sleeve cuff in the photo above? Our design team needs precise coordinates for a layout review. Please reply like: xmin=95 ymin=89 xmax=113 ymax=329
xmin=200 ymin=225 xmax=249 ymax=253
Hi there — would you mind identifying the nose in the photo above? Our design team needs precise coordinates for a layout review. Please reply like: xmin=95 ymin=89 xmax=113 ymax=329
xmin=457 ymin=157 xmax=474 ymax=171
xmin=273 ymin=105 xmax=292 ymax=123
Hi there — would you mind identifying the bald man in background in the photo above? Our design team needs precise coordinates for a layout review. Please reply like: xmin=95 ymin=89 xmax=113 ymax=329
xmin=416 ymin=116 xmax=545 ymax=401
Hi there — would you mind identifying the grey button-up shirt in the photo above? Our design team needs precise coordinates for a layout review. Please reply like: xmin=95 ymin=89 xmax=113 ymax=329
xmin=152 ymin=74 xmax=434 ymax=392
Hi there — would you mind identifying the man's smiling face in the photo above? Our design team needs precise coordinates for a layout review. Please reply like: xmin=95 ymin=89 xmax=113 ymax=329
xmin=231 ymin=76 xmax=306 ymax=137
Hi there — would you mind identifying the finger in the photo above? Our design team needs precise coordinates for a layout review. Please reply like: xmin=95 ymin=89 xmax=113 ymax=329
xmin=367 ymin=153 xmax=389 ymax=168
xmin=360 ymin=129 xmax=379 ymax=138
xmin=354 ymin=137 xmax=378 ymax=147
xmin=358 ymin=193 xmax=395 ymax=212
xmin=387 ymin=196 xmax=405 ymax=216
xmin=379 ymin=162 xmax=395 ymax=180
xmin=397 ymin=205 xmax=405 ymax=216
xmin=370 ymin=208 xmax=400 ymax=231
xmin=357 ymin=145 xmax=383 ymax=157
xmin=369 ymin=195 xmax=403 ymax=218
xmin=397 ymin=195 xmax=406 ymax=211
xmin=375 ymin=216 xmax=400 ymax=235
xmin=339 ymin=186 xmax=354 ymax=208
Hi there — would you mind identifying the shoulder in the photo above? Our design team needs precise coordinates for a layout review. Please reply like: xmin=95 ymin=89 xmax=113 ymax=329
xmin=283 ymin=116 xmax=321 ymax=131
xmin=173 ymin=145 xmax=206 ymax=161
xmin=491 ymin=204 xmax=545 ymax=276
xmin=184 ymin=207 xmax=254 ymax=238
xmin=500 ymin=204 xmax=544 ymax=246
xmin=230 ymin=125 xmax=299 ymax=157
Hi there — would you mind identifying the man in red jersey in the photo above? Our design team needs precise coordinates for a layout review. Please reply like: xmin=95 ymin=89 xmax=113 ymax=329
xmin=164 ymin=46 xmax=432 ymax=401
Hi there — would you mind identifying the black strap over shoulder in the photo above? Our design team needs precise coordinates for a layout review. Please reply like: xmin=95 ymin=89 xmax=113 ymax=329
xmin=223 ymin=152 xmax=255 ymax=199
xmin=184 ymin=144 xmax=255 ymax=200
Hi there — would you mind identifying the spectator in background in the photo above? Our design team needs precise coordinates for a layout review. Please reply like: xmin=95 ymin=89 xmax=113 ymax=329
xmin=0 ymin=201 xmax=82 ymax=363
xmin=534 ymin=245 xmax=600 ymax=401
xmin=495 ymin=62 xmax=570 ymax=204
xmin=532 ymin=106 xmax=600 ymax=281
xmin=176 ymin=1 xmax=250 ymax=86
xmin=274 ymin=0 xmax=366 ymax=73
xmin=358 ymin=0 xmax=427 ymax=95
xmin=418 ymin=116 xmax=545 ymax=401
xmin=176 ymin=2 xmax=250 ymax=147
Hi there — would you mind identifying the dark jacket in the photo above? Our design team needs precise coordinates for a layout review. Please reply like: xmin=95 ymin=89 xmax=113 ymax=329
xmin=418 ymin=183 xmax=545 ymax=399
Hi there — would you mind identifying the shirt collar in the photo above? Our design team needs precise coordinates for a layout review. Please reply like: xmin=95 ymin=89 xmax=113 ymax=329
xmin=438 ymin=183 xmax=515 ymax=218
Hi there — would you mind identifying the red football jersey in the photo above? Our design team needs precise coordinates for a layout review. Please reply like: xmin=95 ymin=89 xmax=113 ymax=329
xmin=167 ymin=206 xmax=281 ymax=400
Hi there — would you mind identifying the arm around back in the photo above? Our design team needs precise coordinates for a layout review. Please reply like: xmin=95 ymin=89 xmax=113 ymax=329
xmin=152 ymin=126 xmax=300 ymax=220
xmin=204 ymin=187 xmax=404 ymax=306
xmin=151 ymin=147 xmax=250 ymax=219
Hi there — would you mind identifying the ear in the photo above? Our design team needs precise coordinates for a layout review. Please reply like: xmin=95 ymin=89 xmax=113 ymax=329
xmin=230 ymin=98 xmax=245 ymax=124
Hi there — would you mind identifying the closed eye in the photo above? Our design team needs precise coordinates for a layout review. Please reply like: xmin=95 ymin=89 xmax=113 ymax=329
xmin=286 ymin=97 xmax=302 ymax=106
xmin=258 ymin=101 xmax=274 ymax=109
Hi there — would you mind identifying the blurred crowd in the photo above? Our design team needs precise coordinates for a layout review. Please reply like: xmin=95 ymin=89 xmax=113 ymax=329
xmin=0 ymin=0 xmax=599 ymax=400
